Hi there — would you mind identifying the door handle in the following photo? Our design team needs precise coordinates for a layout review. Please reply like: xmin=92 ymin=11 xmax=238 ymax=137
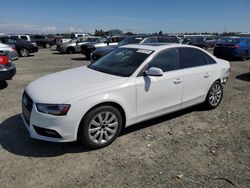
xmin=204 ymin=73 xmax=210 ymax=78
xmin=173 ymin=78 xmax=182 ymax=84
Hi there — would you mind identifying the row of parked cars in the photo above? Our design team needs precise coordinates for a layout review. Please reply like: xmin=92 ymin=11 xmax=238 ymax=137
xmin=0 ymin=34 xmax=56 ymax=84
xmin=56 ymin=34 xmax=250 ymax=62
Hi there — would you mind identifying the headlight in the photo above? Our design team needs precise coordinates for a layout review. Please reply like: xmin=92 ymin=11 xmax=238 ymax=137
xmin=36 ymin=103 xmax=70 ymax=116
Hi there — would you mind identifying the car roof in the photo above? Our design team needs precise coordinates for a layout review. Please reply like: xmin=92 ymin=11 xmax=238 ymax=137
xmin=121 ymin=43 xmax=196 ymax=51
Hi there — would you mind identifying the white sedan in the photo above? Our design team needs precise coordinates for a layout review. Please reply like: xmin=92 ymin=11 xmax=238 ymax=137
xmin=22 ymin=44 xmax=230 ymax=148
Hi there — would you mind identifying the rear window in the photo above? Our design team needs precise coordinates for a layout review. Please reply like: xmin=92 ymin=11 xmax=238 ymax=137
xmin=218 ymin=38 xmax=240 ymax=44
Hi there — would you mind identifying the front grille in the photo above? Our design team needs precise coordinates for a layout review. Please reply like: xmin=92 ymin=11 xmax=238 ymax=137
xmin=22 ymin=92 xmax=33 ymax=124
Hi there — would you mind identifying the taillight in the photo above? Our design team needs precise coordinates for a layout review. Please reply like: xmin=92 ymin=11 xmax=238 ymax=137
xmin=0 ymin=56 xmax=9 ymax=65
xmin=235 ymin=45 xmax=240 ymax=48
xmin=12 ymin=47 xmax=16 ymax=51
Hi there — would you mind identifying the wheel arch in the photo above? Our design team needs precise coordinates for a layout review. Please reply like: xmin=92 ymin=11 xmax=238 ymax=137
xmin=77 ymin=101 xmax=127 ymax=139
xmin=67 ymin=46 xmax=75 ymax=53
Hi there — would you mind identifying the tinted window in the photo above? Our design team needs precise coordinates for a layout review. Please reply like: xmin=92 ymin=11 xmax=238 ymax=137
xmin=157 ymin=37 xmax=178 ymax=43
xmin=218 ymin=37 xmax=240 ymax=44
xmin=21 ymin=36 xmax=28 ymax=40
xmin=203 ymin=53 xmax=216 ymax=65
xmin=179 ymin=48 xmax=206 ymax=68
xmin=10 ymin=36 xmax=18 ymax=39
xmin=148 ymin=49 xmax=178 ymax=72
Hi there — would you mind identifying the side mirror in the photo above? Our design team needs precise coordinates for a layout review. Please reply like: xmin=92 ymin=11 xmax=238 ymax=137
xmin=145 ymin=67 xmax=163 ymax=77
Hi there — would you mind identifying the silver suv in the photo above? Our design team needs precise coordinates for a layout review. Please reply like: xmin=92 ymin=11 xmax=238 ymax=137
xmin=56 ymin=37 xmax=100 ymax=54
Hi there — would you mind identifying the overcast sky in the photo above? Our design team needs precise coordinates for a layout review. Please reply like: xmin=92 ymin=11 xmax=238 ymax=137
xmin=0 ymin=0 xmax=249 ymax=34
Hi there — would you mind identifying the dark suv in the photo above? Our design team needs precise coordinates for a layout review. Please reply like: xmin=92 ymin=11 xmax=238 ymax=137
xmin=30 ymin=35 xmax=54 ymax=48
xmin=0 ymin=36 xmax=38 ymax=57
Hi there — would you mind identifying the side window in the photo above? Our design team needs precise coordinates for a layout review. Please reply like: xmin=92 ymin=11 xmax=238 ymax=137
xmin=21 ymin=36 xmax=28 ymax=40
xmin=148 ymin=48 xmax=178 ymax=72
xmin=203 ymin=53 xmax=216 ymax=65
xmin=179 ymin=48 xmax=206 ymax=68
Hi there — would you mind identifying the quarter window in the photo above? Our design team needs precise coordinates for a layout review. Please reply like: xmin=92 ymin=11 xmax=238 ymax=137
xmin=148 ymin=49 xmax=178 ymax=72
xmin=179 ymin=48 xmax=206 ymax=68
xmin=203 ymin=53 xmax=216 ymax=65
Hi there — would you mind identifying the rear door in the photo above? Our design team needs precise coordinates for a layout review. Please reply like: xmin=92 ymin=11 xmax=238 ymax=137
xmin=179 ymin=48 xmax=214 ymax=107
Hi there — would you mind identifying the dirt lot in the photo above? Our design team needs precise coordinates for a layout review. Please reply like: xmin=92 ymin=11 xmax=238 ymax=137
xmin=0 ymin=47 xmax=249 ymax=188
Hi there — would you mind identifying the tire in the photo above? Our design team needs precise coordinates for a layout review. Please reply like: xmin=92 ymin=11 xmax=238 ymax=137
xmin=19 ymin=48 xmax=29 ymax=57
xmin=204 ymin=81 xmax=223 ymax=109
xmin=67 ymin=48 xmax=75 ymax=54
xmin=241 ymin=51 xmax=248 ymax=61
xmin=78 ymin=105 xmax=123 ymax=149
xmin=45 ymin=43 xmax=51 ymax=48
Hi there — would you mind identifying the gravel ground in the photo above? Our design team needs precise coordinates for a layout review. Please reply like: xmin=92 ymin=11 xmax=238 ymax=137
xmin=0 ymin=47 xmax=250 ymax=188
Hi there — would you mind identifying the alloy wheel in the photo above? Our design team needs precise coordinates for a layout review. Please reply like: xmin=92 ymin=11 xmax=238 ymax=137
xmin=88 ymin=111 xmax=118 ymax=144
xmin=208 ymin=83 xmax=222 ymax=107
xmin=20 ymin=48 xmax=29 ymax=57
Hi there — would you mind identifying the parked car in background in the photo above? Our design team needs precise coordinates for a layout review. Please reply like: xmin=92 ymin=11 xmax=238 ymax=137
xmin=30 ymin=35 xmax=54 ymax=48
xmin=54 ymin=36 xmax=71 ymax=46
xmin=70 ymin=33 xmax=90 ymax=38
xmin=9 ymin=34 xmax=32 ymax=41
xmin=22 ymin=44 xmax=230 ymax=148
xmin=56 ymin=36 xmax=100 ymax=54
xmin=0 ymin=52 xmax=16 ymax=84
xmin=81 ymin=35 xmax=127 ymax=59
xmin=91 ymin=35 xmax=180 ymax=63
xmin=182 ymin=36 xmax=219 ymax=49
xmin=91 ymin=35 xmax=149 ymax=62
xmin=141 ymin=36 xmax=180 ymax=43
xmin=214 ymin=37 xmax=250 ymax=61
xmin=0 ymin=43 xmax=19 ymax=61
xmin=0 ymin=36 xmax=38 ymax=57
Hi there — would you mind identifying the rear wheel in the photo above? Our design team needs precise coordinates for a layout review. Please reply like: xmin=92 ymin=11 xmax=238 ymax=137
xmin=204 ymin=81 xmax=223 ymax=109
xmin=78 ymin=105 xmax=123 ymax=149
xmin=241 ymin=51 xmax=248 ymax=61
xmin=19 ymin=48 xmax=29 ymax=57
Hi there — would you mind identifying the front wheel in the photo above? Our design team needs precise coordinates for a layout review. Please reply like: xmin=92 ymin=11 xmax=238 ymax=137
xmin=78 ymin=106 xmax=123 ymax=149
xmin=204 ymin=81 xmax=223 ymax=109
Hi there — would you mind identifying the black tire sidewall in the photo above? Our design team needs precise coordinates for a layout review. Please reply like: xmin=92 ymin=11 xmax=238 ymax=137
xmin=79 ymin=105 xmax=123 ymax=149
xmin=205 ymin=81 xmax=223 ymax=109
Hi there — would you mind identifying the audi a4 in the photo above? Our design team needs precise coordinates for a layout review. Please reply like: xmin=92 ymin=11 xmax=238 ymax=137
xmin=22 ymin=44 xmax=230 ymax=148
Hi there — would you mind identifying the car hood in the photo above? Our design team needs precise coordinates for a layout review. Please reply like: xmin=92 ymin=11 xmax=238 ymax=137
xmin=26 ymin=66 xmax=128 ymax=103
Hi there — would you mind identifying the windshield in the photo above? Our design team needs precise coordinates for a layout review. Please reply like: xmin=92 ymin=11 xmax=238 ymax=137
xmin=118 ymin=37 xmax=144 ymax=47
xmin=88 ymin=48 xmax=153 ymax=77
xmin=218 ymin=38 xmax=241 ymax=44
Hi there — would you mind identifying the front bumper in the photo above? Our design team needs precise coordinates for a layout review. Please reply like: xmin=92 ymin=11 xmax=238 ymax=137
xmin=21 ymin=93 xmax=78 ymax=142
xmin=0 ymin=63 xmax=16 ymax=81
